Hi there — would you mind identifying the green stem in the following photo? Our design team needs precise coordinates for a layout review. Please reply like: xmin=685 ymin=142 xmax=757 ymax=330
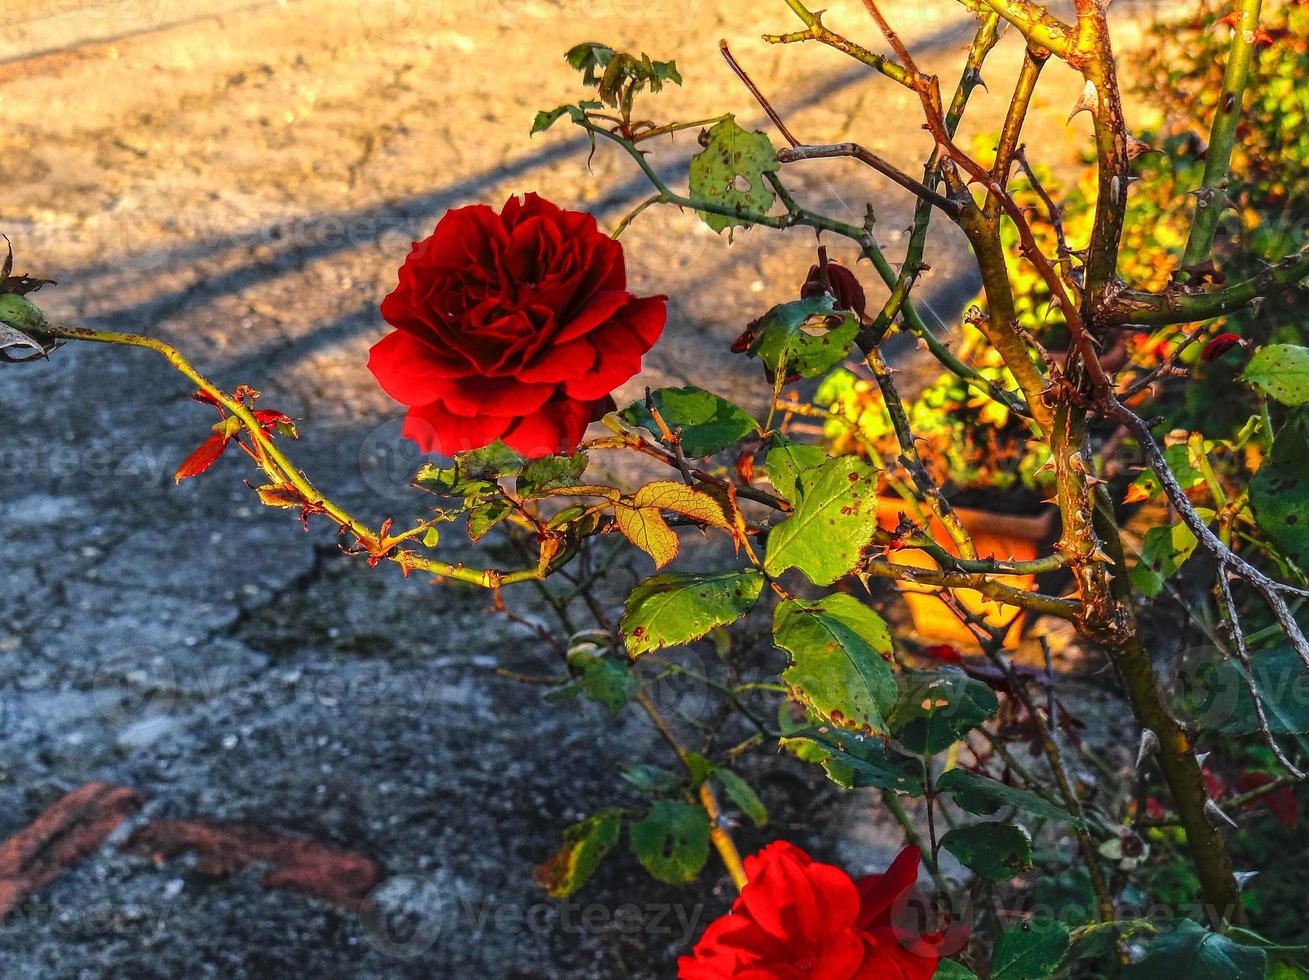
xmin=1181 ymin=0 xmax=1264 ymax=269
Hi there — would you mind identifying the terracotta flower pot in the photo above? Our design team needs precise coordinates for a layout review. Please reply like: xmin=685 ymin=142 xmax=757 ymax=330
xmin=876 ymin=496 xmax=1057 ymax=649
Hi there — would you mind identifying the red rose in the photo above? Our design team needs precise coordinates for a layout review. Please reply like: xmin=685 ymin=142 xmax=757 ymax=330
xmin=678 ymin=842 xmax=941 ymax=980
xmin=368 ymin=193 xmax=666 ymax=458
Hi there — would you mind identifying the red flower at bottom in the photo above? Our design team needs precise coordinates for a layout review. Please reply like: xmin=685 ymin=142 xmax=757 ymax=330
xmin=678 ymin=842 xmax=941 ymax=980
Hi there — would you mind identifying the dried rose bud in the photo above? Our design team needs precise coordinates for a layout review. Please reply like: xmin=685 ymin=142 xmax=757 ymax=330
xmin=1201 ymin=332 xmax=1252 ymax=363
xmin=801 ymin=259 xmax=867 ymax=321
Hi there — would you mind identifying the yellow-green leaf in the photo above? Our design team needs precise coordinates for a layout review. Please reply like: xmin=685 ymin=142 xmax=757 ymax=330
xmin=773 ymin=594 xmax=897 ymax=733
xmin=764 ymin=456 xmax=879 ymax=585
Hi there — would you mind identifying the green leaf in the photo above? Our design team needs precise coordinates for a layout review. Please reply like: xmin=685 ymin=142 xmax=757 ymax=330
xmin=773 ymin=594 xmax=897 ymax=733
xmin=780 ymin=726 xmax=923 ymax=794
xmin=1128 ymin=508 xmax=1214 ymax=598
xmin=1035 ymin=869 xmax=1096 ymax=929
xmin=940 ymin=822 xmax=1033 ymax=880
xmin=620 ymin=386 xmax=759 ymax=458
xmin=713 ymin=768 xmax=768 ymax=828
xmin=456 ymin=441 xmax=525 ymax=478
xmin=936 ymin=769 xmax=1083 ymax=827
xmin=749 ymin=296 xmax=860 ymax=379
xmin=764 ymin=438 xmax=828 ymax=504
xmin=619 ymin=763 xmax=681 ymax=794
xmin=621 ymin=570 xmax=765 ymax=657
xmin=1243 ymin=344 xmax=1309 ymax=406
xmin=688 ymin=116 xmax=780 ymax=234
xmin=567 ymin=648 xmax=637 ymax=716
xmin=415 ymin=440 xmax=524 ymax=497
xmin=764 ymin=455 xmax=879 ymax=585
xmin=932 ymin=961 xmax=980 ymax=979
xmin=890 ymin=668 xmax=1000 ymax=754
xmin=564 ymin=41 xmax=615 ymax=84
xmin=467 ymin=496 xmax=513 ymax=542
xmin=1124 ymin=919 xmax=1266 ymax=980
xmin=1252 ymin=414 xmax=1309 ymax=570
xmin=534 ymin=808 xmax=622 ymax=898
xmin=517 ymin=453 xmax=589 ymax=497
xmin=414 ymin=464 xmax=497 ymax=498
xmin=629 ymin=800 xmax=710 ymax=885
xmin=991 ymin=919 xmax=1070 ymax=980
xmin=684 ymin=751 xmax=714 ymax=786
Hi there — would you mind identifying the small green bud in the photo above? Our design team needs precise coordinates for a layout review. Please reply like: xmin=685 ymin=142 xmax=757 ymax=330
xmin=0 ymin=292 xmax=50 ymax=335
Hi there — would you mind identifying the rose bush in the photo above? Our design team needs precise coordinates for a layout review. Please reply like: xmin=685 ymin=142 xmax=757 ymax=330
xmin=368 ymin=192 xmax=666 ymax=457
xmin=11 ymin=1 xmax=1309 ymax=976
xmin=678 ymin=842 xmax=939 ymax=980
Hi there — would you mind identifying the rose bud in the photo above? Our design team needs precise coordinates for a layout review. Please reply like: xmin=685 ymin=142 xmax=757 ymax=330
xmin=1201 ymin=332 xmax=1251 ymax=363
xmin=801 ymin=254 xmax=867 ymax=321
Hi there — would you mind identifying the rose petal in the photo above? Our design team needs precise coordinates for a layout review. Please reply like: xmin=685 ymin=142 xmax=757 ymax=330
xmin=500 ymin=398 xmax=592 ymax=458
xmin=402 ymin=402 xmax=511 ymax=456
xmin=367 ymin=331 xmax=476 ymax=406
xmin=561 ymin=321 xmax=654 ymax=401
xmin=432 ymin=376 xmax=557 ymax=418
xmin=517 ymin=338 xmax=598 ymax=384
xmin=552 ymin=290 xmax=632 ymax=345
xmin=855 ymin=845 xmax=921 ymax=930
xmin=616 ymin=293 xmax=668 ymax=349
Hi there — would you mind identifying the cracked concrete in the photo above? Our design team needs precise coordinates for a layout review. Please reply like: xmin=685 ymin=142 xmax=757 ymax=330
xmin=0 ymin=0 xmax=1146 ymax=975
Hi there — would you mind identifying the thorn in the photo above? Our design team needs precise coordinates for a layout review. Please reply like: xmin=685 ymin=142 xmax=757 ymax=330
xmin=1204 ymin=798 xmax=1238 ymax=830
xmin=1067 ymin=79 xmax=1100 ymax=122
xmin=1136 ymin=729 xmax=1159 ymax=768
xmin=1125 ymin=134 xmax=1157 ymax=160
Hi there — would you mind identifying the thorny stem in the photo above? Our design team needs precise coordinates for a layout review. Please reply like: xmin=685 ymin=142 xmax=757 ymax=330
xmin=33 ymin=324 xmax=555 ymax=589
xmin=1180 ymin=0 xmax=1265 ymax=270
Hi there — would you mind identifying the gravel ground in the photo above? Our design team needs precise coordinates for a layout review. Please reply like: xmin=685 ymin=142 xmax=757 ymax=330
xmin=0 ymin=1 xmax=1144 ymax=975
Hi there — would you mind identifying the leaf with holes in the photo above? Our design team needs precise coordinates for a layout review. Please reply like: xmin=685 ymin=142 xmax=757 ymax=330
xmin=688 ymin=116 xmax=779 ymax=234
xmin=534 ymin=808 xmax=623 ymax=899
xmin=764 ymin=456 xmax=879 ymax=585
xmin=1252 ymin=414 xmax=1309 ymax=571
xmin=629 ymin=800 xmax=710 ymax=885
xmin=1243 ymin=344 xmax=1309 ymax=406
xmin=620 ymin=387 xmax=759 ymax=458
xmin=773 ymin=594 xmax=897 ymax=733
xmin=941 ymin=822 xmax=1033 ymax=880
xmin=621 ymin=570 xmax=764 ymax=656
xmin=748 ymin=296 xmax=860 ymax=380
xmin=890 ymin=668 xmax=1000 ymax=754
